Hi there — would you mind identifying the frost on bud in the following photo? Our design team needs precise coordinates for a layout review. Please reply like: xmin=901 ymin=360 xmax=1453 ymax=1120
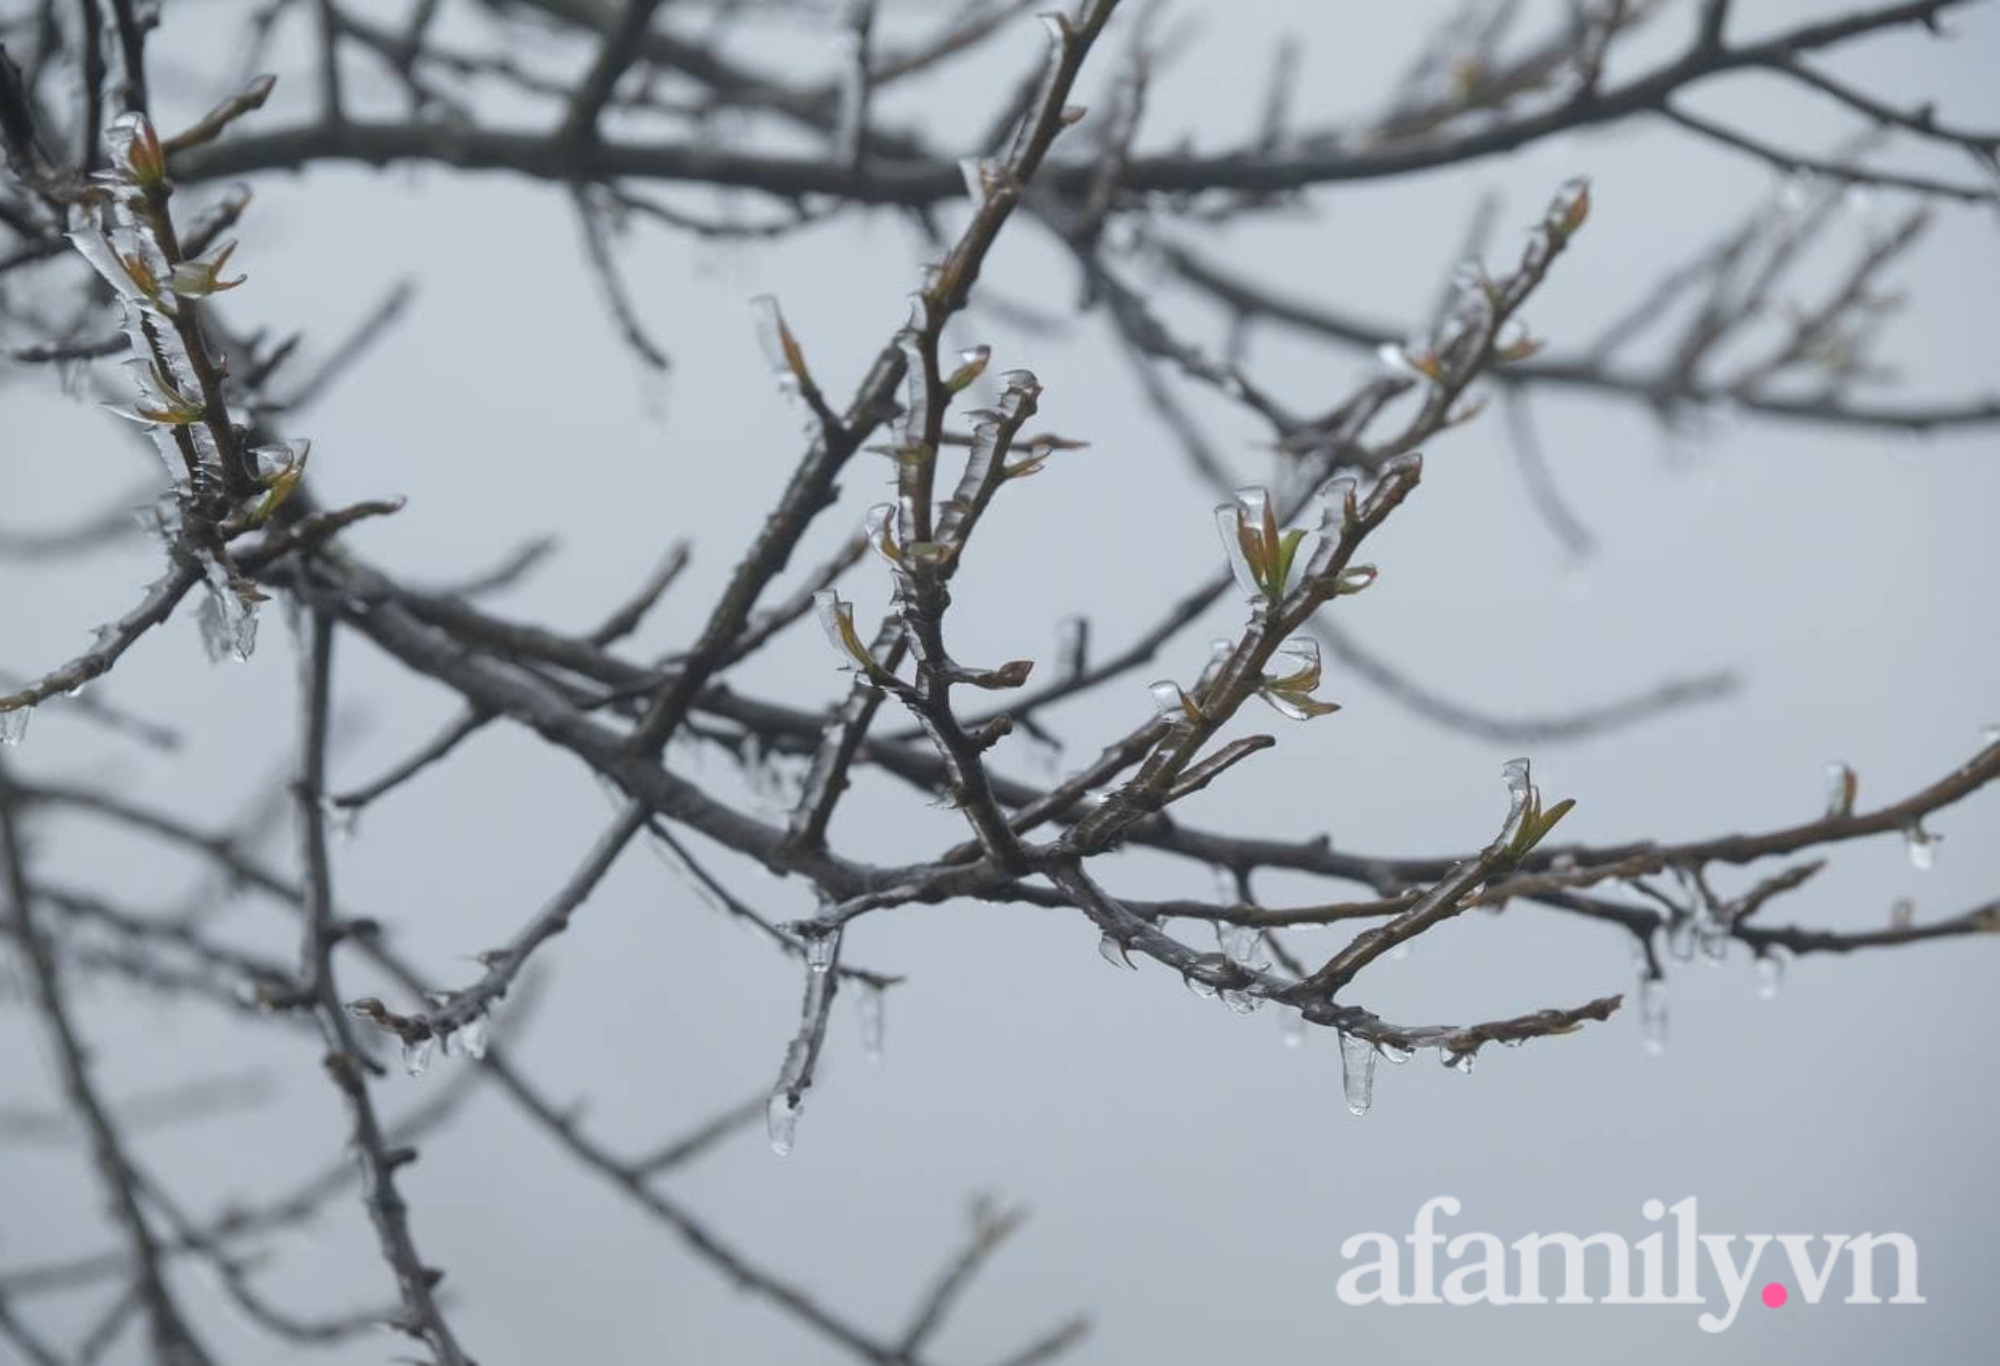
xmin=1215 ymin=486 xmax=1308 ymax=604
xmin=1498 ymin=756 xmax=1576 ymax=861
xmin=1377 ymin=341 xmax=1443 ymax=384
xmin=1493 ymin=321 xmax=1542 ymax=363
xmin=168 ymin=239 xmax=245 ymax=298
xmin=751 ymin=295 xmax=816 ymax=398
xmin=1258 ymin=638 xmax=1340 ymax=721
xmin=864 ymin=502 xmax=903 ymax=568
xmin=1150 ymin=680 xmax=1204 ymax=726
xmin=813 ymin=590 xmax=880 ymax=678
xmin=107 ymin=110 xmax=166 ymax=188
xmin=249 ymin=438 xmax=310 ymax=525
xmin=945 ymin=345 xmax=990 ymax=394
xmin=1326 ymin=564 xmax=1378 ymax=596
xmin=1547 ymin=177 xmax=1591 ymax=243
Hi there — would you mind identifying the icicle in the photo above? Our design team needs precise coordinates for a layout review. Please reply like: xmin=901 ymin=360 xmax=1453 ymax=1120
xmin=1754 ymin=954 xmax=1784 ymax=1001
xmin=1219 ymin=988 xmax=1260 ymax=1015
xmin=1097 ymin=933 xmax=1136 ymax=970
xmin=1216 ymin=921 xmax=1261 ymax=968
xmin=1339 ymin=1031 xmax=1377 ymax=1115
xmin=1639 ymin=976 xmax=1669 ymax=1057
xmin=766 ymin=1093 xmax=800 ymax=1158
xmin=1055 ymin=615 xmax=1088 ymax=681
xmin=856 ymin=983 xmax=885 ymax=1063
xmin=197 ymin=556 xmax=258 ymax=663
xmin=0 ymin=708 xmax=29 ymax=747
xmin=1902 ymin=822 xmax=1939 ymax=871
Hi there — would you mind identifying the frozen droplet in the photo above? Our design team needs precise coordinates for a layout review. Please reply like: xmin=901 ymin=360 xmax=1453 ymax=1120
xmin=1890 ymin=897 xmax=1915 ymax=930
xmin=1219 ymin=988 xmax=1260 ymax=1014
xmin=332 ymin=804 xmax=362 ymax=844
xmin=1754 ymin=954 xmax=1784 ymax=1001
xmin=1903 ymin=823 xmax=1939 ymax=871
xmin=804 ymin=927 xmax=841 ymax=973
xmin=1824 ymin=761 xmax=1857 ymax=818
xmin=1150 ymin=680 xmax=1198 ymax=724
xmin=400 ymin=1035 xmax=436 ymax=1078
xmin=1666 ymin=915 xmax=1696 ymax=962
xmin=856 ymin=983 xmax=884 ymax=1063
xmin=1376 ymin=340 xmax=1419 ymax=378
xmin=1216 ymin=921 xmax=1260 ymax=967
xmin=0 ymin=708 xmax=29 ymax=747
xmin=1097 ymin=933 xmax=1136 ymax=970
xmin=766 ymin=1092 xmax=799 ymax=1158
xmin=1182 ymin=971 xmax=1219 ymax=1001
xmin=455 ymin=1014 xmax=489 ymax=1061
xmin=1439 ymin=1046 xmax=1476 ymax=1074
xmin=1374 ymin=1039 xmax=1412 ymax=1065
xmin=1339 ymin=1031 xmax=1377 ymax=1115
xmin=1281 ymin=1014 xmax=1305 ymax=1049
xmin=1639 ymin=976 xmax=1668 ymax=1057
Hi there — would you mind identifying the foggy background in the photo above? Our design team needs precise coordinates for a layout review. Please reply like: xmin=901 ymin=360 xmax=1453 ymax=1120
xmin=3 ymin=1 xmax=1997 ymax=1362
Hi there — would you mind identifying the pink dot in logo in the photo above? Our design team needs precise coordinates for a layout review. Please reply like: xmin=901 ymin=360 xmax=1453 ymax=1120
xmin=1762 ymin=1283 xmax=1788 ymax=1309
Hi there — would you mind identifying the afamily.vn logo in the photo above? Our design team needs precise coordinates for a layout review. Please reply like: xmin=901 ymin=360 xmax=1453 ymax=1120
xmin=1336 ymin=1197 xmax=1923 ymax=1332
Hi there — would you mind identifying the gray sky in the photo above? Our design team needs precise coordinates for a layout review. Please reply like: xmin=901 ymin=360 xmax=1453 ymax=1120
xmin=4 ymin=2 xmax=1998 ymax=1362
